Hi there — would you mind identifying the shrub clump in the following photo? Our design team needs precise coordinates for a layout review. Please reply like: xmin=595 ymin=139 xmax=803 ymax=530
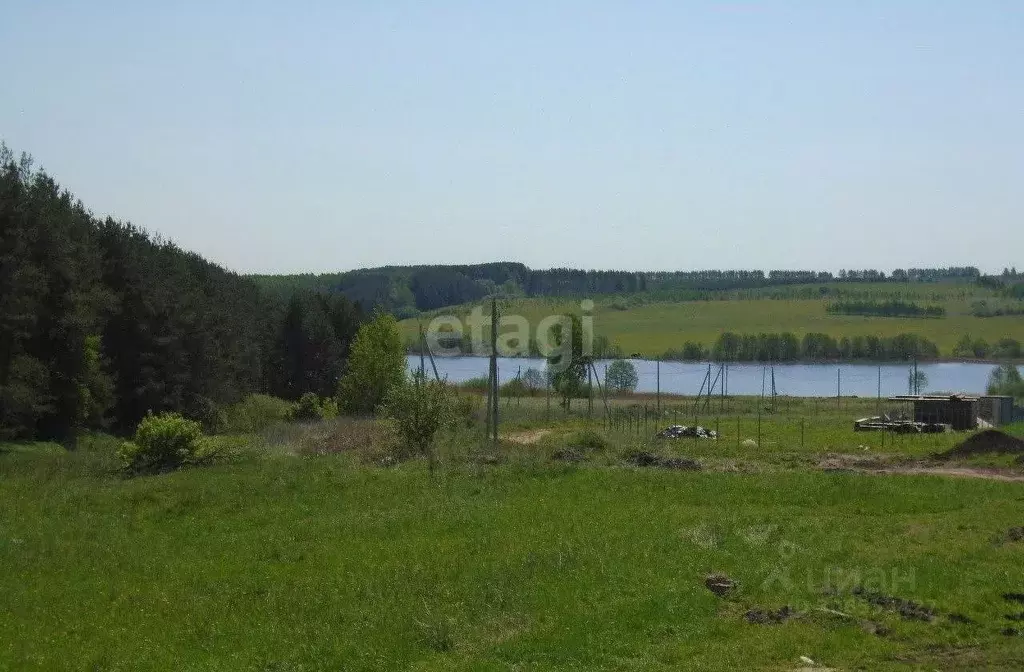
xmin=380 ymin=370 xmax=454 ymax=471
xmin=452 ymin=392 xmax=482 ymax=428
xmin=288 ymin=392 xmax=339 ymax=422
xmin=118 ymin=412 xmax=207 ymax=474
xmin=221 ymin=394 xmax=294 ymax=433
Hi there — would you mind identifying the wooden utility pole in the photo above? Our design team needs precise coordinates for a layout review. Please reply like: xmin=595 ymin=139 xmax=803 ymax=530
xmin=419 ymin=323 xmax=426 ymax=377
xmin=589 ymin=364 xmax=598 ymax=417
xmin=837 ymin=368 xmax=841 ymax=409
xmin=656 ymin=358 xmax=661 ymax=415
xmin=419 ymin=326 xmax=442 ymax=382
xmin=484 ymin=359 xmax=493 ymax=440
xmin=590 ymin=360 xmax=611 ymax=429
xmin=876 ymin=365 xmax=881 ymax=414
xmin=489 ymin=298 xmax=498 ymax=445
xmin=720 ymin=363 xmax=725 ymax=412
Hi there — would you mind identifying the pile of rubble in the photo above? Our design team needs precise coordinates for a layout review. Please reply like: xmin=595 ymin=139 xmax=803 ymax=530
xmin=657 ymin=425 xmax=718 ymax=440
xmin=853 ymin=415 xmax=946 ymax=433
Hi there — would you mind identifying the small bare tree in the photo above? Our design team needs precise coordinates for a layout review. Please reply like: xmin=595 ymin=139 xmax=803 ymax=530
xmin=380 ymin=370 xmax=454 ymax=474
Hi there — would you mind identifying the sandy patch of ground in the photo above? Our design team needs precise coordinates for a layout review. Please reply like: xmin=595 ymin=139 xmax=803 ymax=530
xmin=502 ymin=429 xmax=551 ymax=445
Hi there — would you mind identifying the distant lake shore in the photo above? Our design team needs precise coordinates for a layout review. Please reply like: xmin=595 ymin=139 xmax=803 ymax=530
xmin=407 ymin=355 xmax=1022 ymax=397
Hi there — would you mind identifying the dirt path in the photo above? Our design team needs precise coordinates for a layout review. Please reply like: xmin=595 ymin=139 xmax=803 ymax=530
xmin=870 ymin=466 xmax=1024 ymax=482
xmin=818 ymin=455 xmax=1024 ymax=482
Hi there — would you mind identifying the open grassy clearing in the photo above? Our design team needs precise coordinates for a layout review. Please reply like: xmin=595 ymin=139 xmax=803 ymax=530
xmin=3 ymin=413 xmax=1024 ymax=670
xmin=399 ymin=282 xmax=1024 ymax=358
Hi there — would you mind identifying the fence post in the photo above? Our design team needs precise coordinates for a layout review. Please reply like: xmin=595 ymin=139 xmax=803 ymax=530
xmin=757 ymin=405 xmax=762 ymax=447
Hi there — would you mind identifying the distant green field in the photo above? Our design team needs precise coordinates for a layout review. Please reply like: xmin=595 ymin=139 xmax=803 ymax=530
xmin=400 ymin=282 xmax=1024 ymax=358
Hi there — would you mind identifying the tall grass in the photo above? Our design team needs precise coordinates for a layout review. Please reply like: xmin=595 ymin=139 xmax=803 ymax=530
xmin=2 ymin=436 xmax=1023 ymax=670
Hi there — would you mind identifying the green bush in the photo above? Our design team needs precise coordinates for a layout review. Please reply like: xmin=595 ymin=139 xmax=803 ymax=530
xmin=186 ymin=395 xmax=227 ymax=434
xmin=452 ymin=392 xmax=482 ymax=428
xmin=221 ymin=394 xmax=294 ymax=433
xmin=290 ymin=392 xmax=325 ymax=421
xmin=319 ymin=397 xmax=339 ymax=419
xmin=117 ymin=412 xmax=206 ymax=474
xmin=288 ymin=393 xmax=339 ymax=422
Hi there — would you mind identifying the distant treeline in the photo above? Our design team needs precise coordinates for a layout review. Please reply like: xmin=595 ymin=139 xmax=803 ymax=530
xmin=970 ymin=301 xmax=1024 ymax=318
xmin=952 ymin=336 xmax=1022 ymax=360
xmin=663 ymin=332 xmax=942 ymax=362
xmin=826 ymin=300 xmax=946 ymax=318
xmin=977 ymin=272 xmax=1024 ymax=299
xmin=253 ymin=265 xmax=983 ymax=316
xmin=1 ymin=146 xmax=364 ymax=441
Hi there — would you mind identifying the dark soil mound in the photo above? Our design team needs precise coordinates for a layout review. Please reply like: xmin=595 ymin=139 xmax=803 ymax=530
xmin=852 ymin=587 xmax=935 ymax=622
xmin=744 ymin=605 xmax=796 ymax=624
xmin=704 ymin=573 xmax=737 ymax=597
xmin=940 ymin=430 xmax=1024 ymax=459
xmin=624 ymin=450 xmax=701 ymax=471
xmin=551 ymin=447 xmax=586 ymax=463
xmin=1001 ymin=527 xmax=1024 ymax=544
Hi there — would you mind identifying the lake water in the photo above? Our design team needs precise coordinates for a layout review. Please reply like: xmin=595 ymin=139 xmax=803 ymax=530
xmin=407 ymin=355 xmax=1021 ymax=397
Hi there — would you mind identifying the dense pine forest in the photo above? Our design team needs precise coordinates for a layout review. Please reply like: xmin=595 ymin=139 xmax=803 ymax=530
xmin=0 ymin=147 xmax=362 ymax=442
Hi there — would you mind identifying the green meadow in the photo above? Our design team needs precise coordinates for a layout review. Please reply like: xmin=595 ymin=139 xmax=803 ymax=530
xmin=3 ymin=409 xmax=1024 ymax=671
xmin=399 ymin=282 xmax=1024 ymax=358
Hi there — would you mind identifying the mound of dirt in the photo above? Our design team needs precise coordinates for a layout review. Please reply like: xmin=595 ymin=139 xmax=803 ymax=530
xmin=852 ymin=587 xmax=935 ymax=622
xmin=624 ymin=450 xmax=701 ymax=470
xmin=704 ymin=573 xmax=737 ymax=597
xmin=1001 ymin=527 xmax=1024 ymax=544
xmin=551 ymin=447 xmax=586 ymax=463
xmin=744 ymin=605 xmax=796 ymax=624
xmin=940 ymin=430 xmax=1024 ymax=459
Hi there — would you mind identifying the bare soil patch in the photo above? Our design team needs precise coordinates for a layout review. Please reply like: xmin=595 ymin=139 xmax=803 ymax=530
xmin=624 ymin=450 xmax=701 ymax=471
xmin=816 ymin=453 xmax=1024 ymax=482
xmin=502 ymin=429 xmax=551 ymax=445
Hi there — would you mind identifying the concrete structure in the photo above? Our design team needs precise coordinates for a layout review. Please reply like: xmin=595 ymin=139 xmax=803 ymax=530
xmin=979 ymin=395 xmax=1015 ymax=426
xmin=888 ymin=394 xmax=979 ymax=431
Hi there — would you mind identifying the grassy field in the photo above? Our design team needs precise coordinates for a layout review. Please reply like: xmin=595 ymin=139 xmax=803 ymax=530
xmin=3 ymin=410 xmax=1024 ymax=670
xmin=399 ymin=282 xmax=1024 ymax=358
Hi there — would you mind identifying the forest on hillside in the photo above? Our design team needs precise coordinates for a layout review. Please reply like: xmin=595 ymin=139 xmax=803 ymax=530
xmin=3 ymin=143 xmax=1020 ymax=442
xmin=0 ymin=146 xmax=365 ymax=442
xmin=253 ymin=264 xmax=1010 ymax=317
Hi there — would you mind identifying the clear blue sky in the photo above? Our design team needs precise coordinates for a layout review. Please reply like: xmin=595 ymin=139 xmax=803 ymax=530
xmin=3 ymin=1 xmax=1021 ymax=274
